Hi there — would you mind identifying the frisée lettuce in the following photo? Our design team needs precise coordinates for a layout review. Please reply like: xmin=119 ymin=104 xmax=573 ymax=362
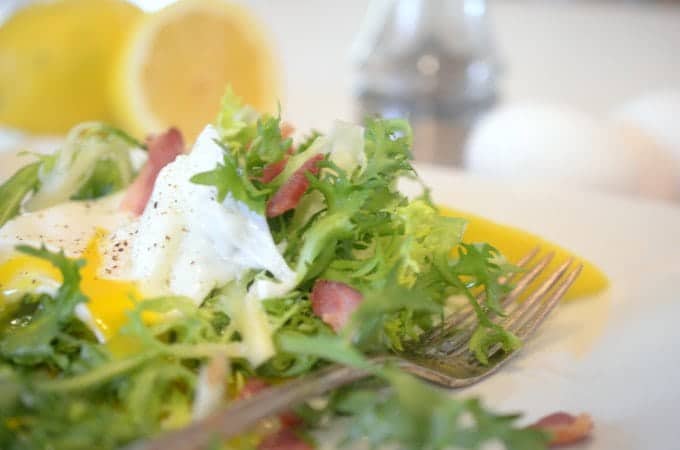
xmin=0 ymin=92 xmax=548 ymax=450
xmin=0 ymin=122 xmax=142 ymax=228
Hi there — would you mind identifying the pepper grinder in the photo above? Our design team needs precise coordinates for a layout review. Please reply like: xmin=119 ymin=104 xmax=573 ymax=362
xmin=352 ymin=0 xmax=500 ymax=166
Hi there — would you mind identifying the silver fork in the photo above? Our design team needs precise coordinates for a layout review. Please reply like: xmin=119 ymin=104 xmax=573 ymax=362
xmin=129 ymin=250 xmax=582 ymax=450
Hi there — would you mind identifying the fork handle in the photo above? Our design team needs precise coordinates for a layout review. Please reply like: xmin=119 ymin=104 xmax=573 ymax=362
xmin=127 ymin=361 xmax=382 ymax=450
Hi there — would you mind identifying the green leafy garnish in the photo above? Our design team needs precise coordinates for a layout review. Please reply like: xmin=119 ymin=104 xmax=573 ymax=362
xmin=0 ymin=246 xmax=87 ymax=365
xmin=215 ymin=87 xmax=259 ymax=148
xmin=0 ymin=93 xmax=547 ymax=450
xmin=71 ymin=159 xmax=132 ymax=200
xmin=280 ymin=332 xmax=548 ymax=450
xmin=0 ymin=122 xmax=142 ymax=222
xmin=194 ymin=90 xmax=294 ymax=213
xmin=0 ymin=161 xmax=41 ymax=228
xmin=191 ymin=141 xmax=267 ymax=214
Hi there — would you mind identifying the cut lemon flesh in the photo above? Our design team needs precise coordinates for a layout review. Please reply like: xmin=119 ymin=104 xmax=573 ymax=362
xmin=113 ymin=0 xmax=278 ymax=142
xmin=0 ymin=0 xmax=142 ymax=133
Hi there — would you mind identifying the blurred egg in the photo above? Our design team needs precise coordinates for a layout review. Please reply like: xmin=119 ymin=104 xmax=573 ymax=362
xmin=612 ymin=123 xmax=679 ymax=201
xmin=0 ymin=194 xmax=140 ymax=341
xmin=463 ymin=103 xmax=678 ymax=201
xmin=613 ymin=90 xmax=680 ymax=165
xmin=0 ymin=193 xmax=129 ymax=258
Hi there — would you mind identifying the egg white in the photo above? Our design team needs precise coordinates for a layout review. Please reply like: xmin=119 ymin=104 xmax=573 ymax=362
xmin=0 ymin=192 xmax=137 ymax=341
xmin=0 ymin=192 xmax=131 ymax=260
xmin=100 ymin=126 xmax=296 ymax=365
xmin=0 ymin=125 xmax=297 ymax=364
xmin=102 ymin=125 xmax=295 ymax=303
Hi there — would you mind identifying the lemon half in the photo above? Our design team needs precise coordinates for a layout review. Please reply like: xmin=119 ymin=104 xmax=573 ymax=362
xmin=0 ymin=0 xmax=142 ymax=133
xmin=113 ymin=0 xmax=279 ymax=142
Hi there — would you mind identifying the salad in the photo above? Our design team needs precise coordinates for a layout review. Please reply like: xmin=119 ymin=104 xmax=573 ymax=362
xmin=0 ymin=92 xmax=589 ymax=450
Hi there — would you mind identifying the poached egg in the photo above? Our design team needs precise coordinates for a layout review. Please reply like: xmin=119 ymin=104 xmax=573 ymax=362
xmin=0 ymin=125 xmax=295 ymax=364
xmin=0 ymin=194 xmax=138 ymax=341
xmin=103 ymin=125 xmax=295 ymax=303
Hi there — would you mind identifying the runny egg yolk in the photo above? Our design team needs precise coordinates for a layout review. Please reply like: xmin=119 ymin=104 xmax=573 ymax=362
xmin=0 ymin=229 xmax=141 ymax=340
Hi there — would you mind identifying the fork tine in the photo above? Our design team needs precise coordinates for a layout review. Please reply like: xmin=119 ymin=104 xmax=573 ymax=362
xmin=441 ymin=252 xmax=555 ymax=355
xmin=422 ymin=247 xmax=543 ymax=345
xmin=425 ymin=262 xmax=584 ymax=389
xmin=477 ymin=246 xmax=543 ymax=310
xmin=503 ymin=257 xmax=573 ymax=326
xmin=497 ymin=246 xmax=541 ymax=285
xmin=498 ymin=251 xmax=555 ymax=310
xmin=515 ymin=264 xmax=583 ymax=340
xmin=457 ymin=247 xmax=545 ymax=323
xmin=478 ymin=261 xmax=580 ymax=362
xmin=516 ymin=246 xmax=542 ymax=267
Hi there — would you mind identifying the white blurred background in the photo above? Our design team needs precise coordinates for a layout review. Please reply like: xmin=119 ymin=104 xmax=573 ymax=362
xmin=3 ymin=0 xmax=680 ymax=202
xmin=209 ymin=0 xmax=680 ymax=202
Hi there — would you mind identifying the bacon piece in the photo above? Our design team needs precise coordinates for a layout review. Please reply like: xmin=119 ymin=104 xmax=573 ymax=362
xmin=260 ymin=157 xmax=289 ymax=183
xmin=258 ymin=146 xmax=295 ymax=183
xmin=121 ymin=128 xmax=184 ymax=215
xmin=257 ymin=428 xmax=312 ymax=450
xmin=236 ymin=378 xmax=270 ymax=400
xmin=310 ymin=280 xmax=363 ymax=332
xmin=529 ymin=412 xmax=594 ymax=447
xmin=237 ymin=378 xmax=304 ymax=429
xmin=255 ymin=122 xmax=295 ymax=183
xmin=266 ymin=154 xmax=323 ymax=217
xmin=280 ymin=122 xmax=295 ymax=138
xmin=279 ymin=411 xmax=304 ymax=428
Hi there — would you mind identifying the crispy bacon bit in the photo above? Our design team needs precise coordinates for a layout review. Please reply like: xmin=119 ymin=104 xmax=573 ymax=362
xmin=279 ymin=410 xmax=304 ymax=428
xmin=529 ymin=412 xmax=594 ymax=447
xmin=255 ymin=122 xmax=295 ymax=183
xmin=237 ymin=378 xmax=304 ymax=430
xmin=280 ymin=122 xmax=295 ymax=138
xmin=260 ymin=157 xmax=289 ymax=183
xmin=258 ymin=146 xmax=295 ymax=183
xmin=257 ymin=428 xmax=313 ymax=450
xmin=236 ymin=378 xmax=270 ymax=400
xmin=310 ymin=280 xmax=363 ymax=332
xmin=121 ymin=128 xmax=184 ymax=215
xmin=266 ymin=154 xmax=324 ymax=217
